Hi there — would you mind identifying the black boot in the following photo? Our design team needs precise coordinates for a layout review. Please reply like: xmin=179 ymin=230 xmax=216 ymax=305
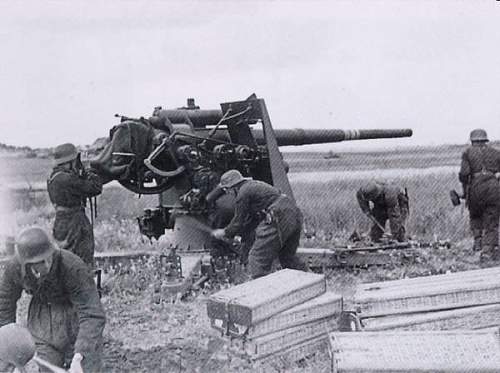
xmin=480 ymin=246 xmax=494 ymax=263
xmin=472 ymin=236 xmax=482 ymax=252
xmin=491 ymin=247 xmax=500 ymax=261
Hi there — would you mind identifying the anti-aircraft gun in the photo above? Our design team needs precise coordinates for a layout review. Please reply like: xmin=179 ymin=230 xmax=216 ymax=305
xmin=91 ymin=94 xmax=412 ymax=294
xmin=92 ymin=94 xmax=412 ymax=249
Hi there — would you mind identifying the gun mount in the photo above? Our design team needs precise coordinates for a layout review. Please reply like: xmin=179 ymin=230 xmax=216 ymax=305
xmin=91 ymin=94 xmax=412 ymax=251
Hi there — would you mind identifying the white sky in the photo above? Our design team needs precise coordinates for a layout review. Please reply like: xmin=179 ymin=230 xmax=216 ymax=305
xmin=1 ymin=1 xmax=500 ymax=151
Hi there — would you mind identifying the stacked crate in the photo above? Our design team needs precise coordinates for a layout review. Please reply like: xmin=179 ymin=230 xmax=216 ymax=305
xmin=345 ymin=266 xmax=500 ymax=331
xmin=329 ymin=328 xmax=500 ymax=372
xmin=207 ymin=269 xmax=342 ymax=362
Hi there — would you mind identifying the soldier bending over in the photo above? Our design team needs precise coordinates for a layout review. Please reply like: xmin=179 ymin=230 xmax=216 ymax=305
xmin=211 ymin=170 xmax=304 ymax=279
xmin=0 ymin=227 xmax=106 ymax=372
xmin=356 ymin=181 xmax=409 ymax=242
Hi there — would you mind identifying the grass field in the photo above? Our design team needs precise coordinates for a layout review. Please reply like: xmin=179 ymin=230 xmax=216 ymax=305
xmin=0 ymin=146 xmax=488 ymax=372
xmin=2 ymin=147 xmax=469 ymax=247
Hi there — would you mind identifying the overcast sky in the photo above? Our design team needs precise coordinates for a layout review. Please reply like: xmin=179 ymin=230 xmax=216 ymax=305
xmin=1 ymin=1 xmax=500 ymax=151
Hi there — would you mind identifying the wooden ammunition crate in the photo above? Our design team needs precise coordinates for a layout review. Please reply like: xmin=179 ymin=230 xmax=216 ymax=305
xmin=256 ymin=334 xmax=328 ymax=365
xmin=361 ymin=303 xmax=500 ymax=331
xmin=351 ymin=275 xmax=500 ymax=317
xmin=358 ymin=266 xmax=500 ymax=293
xmin=247 ymin=291 xmax=342 ymax=338
xmin=236 ymin=316 xmax=336 ymax=359
xmin=329 ymin=329 xmax=500 ymax=372
xmin=207 ymin=269 xmax=326 ymax=326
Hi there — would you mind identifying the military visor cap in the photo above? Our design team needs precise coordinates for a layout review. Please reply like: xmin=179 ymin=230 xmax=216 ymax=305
xmin=219 ymin=169 xmax=250 ymax=189
xmin=53 ymin=143 xmax=79 ymax=165
xmin=470 ymin=128 xmax=488 ymax=142
xmin=15 ymin=227 xmax=55 ymax=265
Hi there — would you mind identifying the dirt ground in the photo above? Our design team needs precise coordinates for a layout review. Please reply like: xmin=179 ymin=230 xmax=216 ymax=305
xmin=92 ymin=237 xmax=491 ymax=373
xmin=10 ymin=227 xmax=495 ymax=372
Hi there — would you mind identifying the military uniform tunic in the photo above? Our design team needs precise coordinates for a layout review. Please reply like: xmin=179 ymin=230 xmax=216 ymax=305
xmin=356 ymin=182 xmax=409 ymax=242
xmin=0 ymin=249 xmax=106 ymax=372
xmin=224 ymin=180 xmax=304 ymax=278
xmin=459 ymin=143 xmax=500 ymax=251
xmin=47 ymin=167 xmax=102 ymax=267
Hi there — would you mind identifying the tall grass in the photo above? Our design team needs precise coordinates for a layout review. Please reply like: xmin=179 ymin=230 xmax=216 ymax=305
xmin=10 ymin=171 xmax=469 ymax=253
xmin=295 ymin=171 xmax=468 ymax=243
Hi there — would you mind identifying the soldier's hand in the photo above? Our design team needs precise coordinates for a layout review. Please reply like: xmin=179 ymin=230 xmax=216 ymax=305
xmin=68 ymin=353 xmax=84 ymax=373
xmin=211 ymin=229 xmax=226 ymax=240
xmin=495 ymin=172 xmax=500 ymax=180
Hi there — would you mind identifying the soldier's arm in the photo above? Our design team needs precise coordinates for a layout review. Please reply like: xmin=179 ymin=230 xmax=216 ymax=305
xmin=458 ymin=151 xmax=471 ymax=184
xmin=67 ymin=170 xmax=103 ymax=197
xmin=65 ymin=260 xmax=106 ymax=368
xmin=356 ymin=190 xmax=370 ymax=214
xmin=496 ymin=149 xmax=500 ymax=178
xmin=224 ymin=191 xmax=251 ymax=238
xmin=0 ymin=262 xmax=23 ymax=327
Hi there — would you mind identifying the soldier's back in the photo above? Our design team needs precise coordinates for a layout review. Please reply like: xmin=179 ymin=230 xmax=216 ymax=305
xmin=463 ymin=144 xmax=500 ymax=174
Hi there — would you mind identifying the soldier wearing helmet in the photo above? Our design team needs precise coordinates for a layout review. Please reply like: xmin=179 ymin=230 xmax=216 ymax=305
xmin=47 ymin=143 xmax=102 ymax=267
xmin=0 ymin=227 xmax=105 ymax=372
xmin=356 ymin=181 xmax=409 ymax=242
xmin=459 ymin=129 xmax=500 ymax=261
xmin=211 ymin=169 xmax=304 ymax=279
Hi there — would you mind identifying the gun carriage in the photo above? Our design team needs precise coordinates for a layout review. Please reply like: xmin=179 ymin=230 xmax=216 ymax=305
xmin=88 ymin=94 xmax=414 ymax=295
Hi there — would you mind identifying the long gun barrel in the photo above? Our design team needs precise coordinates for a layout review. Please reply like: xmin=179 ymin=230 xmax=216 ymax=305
xmin=156 ymin=109 xmax=412 ymax=146
xmin=269 ymin=128 xmax=413 ymax=146
xmin=202 ymin=128 xmax=412 ymax=146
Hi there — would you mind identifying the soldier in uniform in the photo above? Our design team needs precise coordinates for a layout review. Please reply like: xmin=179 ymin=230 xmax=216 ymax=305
xmin=356 ymin=181 xmax=409 ymax=242
xmin=47 ymin=143 xmax=102 ymax=267
xmin=0 ymin=227 xmax=106 ymax=373
xmin=459 ymin=129 xmax=500 ymax=260
xmin=211 ymin=170 xmax=304 ymax=279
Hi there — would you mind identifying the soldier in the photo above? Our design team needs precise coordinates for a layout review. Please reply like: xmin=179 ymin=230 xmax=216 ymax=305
xmin=459 ymin=129 xmax=500 ymax=260
xmin=356 ymin=181 xmax=409 ymax=242
xmin=47 ymin=143 xmax=102 ymax=267
xmin=0 ymin=227 xmax=106 ymax=372
xmin=211 ymin=170 xmax=304 ymax=279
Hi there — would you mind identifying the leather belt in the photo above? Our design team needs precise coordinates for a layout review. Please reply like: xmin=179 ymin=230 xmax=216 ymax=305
xmin=54 ymin=205 xmax=84 ymax=213
xmin=472 ymin=171 xmax=495 ymax=179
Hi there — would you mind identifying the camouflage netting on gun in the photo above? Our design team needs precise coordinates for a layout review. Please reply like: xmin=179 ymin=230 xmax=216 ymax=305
xmin=91 ymin=121 xmax=155 ymax=183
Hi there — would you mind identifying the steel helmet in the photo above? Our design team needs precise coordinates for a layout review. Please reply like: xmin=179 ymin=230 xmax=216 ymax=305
xmin=15 ymin=227 xmax=55 ymax=267
xmin=0 ymin=324 xmax=36 ymax=368
xmin=53 ymin=143 xmax=79 ymax=165
xmin=359 ymin=181 xmax=382 ymax=200
xmin=219 ymin=170 xmax=250 ymax=189
xmin=470 ymin=129 xmax=488 ymax=142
